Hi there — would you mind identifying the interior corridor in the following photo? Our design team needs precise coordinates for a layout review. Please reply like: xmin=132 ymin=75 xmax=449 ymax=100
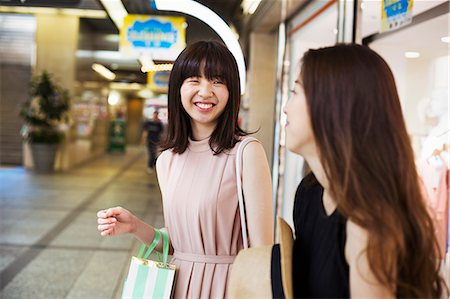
xmin=0 ymin=147 xmax=164 ymax=298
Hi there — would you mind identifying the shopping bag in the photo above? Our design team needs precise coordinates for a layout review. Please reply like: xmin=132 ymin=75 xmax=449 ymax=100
xmin=122 ymin=229 xmax=176 ymax=299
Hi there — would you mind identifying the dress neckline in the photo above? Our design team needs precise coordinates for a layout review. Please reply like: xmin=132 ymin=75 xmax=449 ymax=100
xmin=188 ymin=137 xmax=211 ymax=152
xmin=319 ymin=187 xmax=338 ymax=218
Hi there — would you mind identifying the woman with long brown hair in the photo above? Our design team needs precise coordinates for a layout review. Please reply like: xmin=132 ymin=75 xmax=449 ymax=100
xmin=284 ymin=44 xmax=447 ymax=298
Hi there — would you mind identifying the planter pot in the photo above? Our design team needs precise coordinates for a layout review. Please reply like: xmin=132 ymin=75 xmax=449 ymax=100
xmin=30 ymin=143 xmax=58 ymax=173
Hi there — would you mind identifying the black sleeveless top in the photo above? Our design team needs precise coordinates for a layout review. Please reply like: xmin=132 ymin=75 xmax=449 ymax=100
xmin=292 ymin=174 xmax=349 ymax=298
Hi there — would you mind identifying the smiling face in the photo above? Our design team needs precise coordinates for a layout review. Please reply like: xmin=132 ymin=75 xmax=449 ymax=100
xmin=180 ymin=73 xmax=229 ymax=137
xmin=164 ymin=41 xmax=241 ymax=152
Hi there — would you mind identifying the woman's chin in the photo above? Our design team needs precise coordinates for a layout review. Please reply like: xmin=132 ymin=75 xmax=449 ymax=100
xmin=285 ymin=142 xmax=301 ymax=155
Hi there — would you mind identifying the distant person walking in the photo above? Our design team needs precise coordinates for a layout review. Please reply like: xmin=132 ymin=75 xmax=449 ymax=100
xmin=142 ymin=110 xmax=163 ymax=173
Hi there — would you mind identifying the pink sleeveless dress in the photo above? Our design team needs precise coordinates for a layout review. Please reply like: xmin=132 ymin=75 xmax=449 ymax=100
xmin=156 ymin=137 xmax=252 ymax=299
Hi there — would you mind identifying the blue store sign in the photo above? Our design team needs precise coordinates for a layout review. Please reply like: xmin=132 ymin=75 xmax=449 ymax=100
xmin=128 ymin=19 xmax=178 ymax=49
xmin=381 ymin=0 xmax=413 ymax=32
xmin=120 ymin=15 xmax=186 ymax=61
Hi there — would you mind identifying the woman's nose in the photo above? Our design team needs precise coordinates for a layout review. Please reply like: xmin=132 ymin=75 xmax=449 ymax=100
xmin=198 ymin=82 xmax=213 ymax=97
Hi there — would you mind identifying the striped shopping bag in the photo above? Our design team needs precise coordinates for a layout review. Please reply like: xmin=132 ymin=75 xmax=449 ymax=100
xmin=122 ymin=229 xmax=176 ymax=299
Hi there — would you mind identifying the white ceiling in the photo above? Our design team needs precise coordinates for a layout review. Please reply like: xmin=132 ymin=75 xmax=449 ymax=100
xmin=289 ymin=0 xmax=449 ymax=49
xmin=370 ymin=12 xmax=449 ymax=58
xmin=361 ymin=0 xmax=449 ymax=36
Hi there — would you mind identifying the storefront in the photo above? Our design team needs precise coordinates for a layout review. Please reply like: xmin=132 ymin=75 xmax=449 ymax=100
xmin=363 ymin=1 xmax=449 ymax=160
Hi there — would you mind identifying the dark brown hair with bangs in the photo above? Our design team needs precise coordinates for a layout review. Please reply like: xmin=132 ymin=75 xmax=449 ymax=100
xmin=300 ymin=44 xmax=447 ymax=298
xmin=160 ymin=40 xmax=248 ymax=154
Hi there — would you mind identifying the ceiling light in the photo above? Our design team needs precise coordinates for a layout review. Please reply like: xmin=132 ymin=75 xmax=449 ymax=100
xmin=242 ymin=0 xmax=262 ymax=15
xmin=138 ymin=53 xmax=155 ymax=73
xmin=137 ymin=88 xmax=155 ymax=98
xmin=153 ymin=0 xmax=247 ymax=94
xmin=404 ymin=52 xmax=420 ymax=58
xmin=60 ymin=8 xmax=107 ymax=18
xmin=441 ymin=36 xmax=450 ymax=43
xmin=108 ymin=90 xmax=120 ymax=106
xmin=142 ymin=64 xmax=173 ymax=73
xmin=0 ymin=6 xmax=107 ymax=18
xmin=110 ymin=82 xmax=144 ymax=90
xmin=92 ymin=63 xmax=116 ymax=80
xmin=229 ymin=23 xmax=240 ymax=40
xmin=77 ymin=50 xmax=133 ymax=60
xmin=99 ymin=0 xmax=128 ymax=29
xmin=104 ymin=35 xmax=120 ymax=43
xmin=83 ymin=81 xmax=101 ymax=89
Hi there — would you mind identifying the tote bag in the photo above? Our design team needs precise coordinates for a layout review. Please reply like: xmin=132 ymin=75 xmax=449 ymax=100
xmin=229 ymin=138 xmax=294 ymax=299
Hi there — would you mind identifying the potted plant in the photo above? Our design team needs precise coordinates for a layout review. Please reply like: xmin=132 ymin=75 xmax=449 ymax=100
xmin=20 ymin=70 xmax=70 ymax=172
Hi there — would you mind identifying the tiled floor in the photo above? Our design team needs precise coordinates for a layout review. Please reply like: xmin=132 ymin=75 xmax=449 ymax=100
xmin=0 ymin=147 xmax=164 ymax=298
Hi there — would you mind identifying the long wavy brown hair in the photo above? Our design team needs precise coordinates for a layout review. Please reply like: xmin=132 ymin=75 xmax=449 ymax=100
xmin=301 ymin=44 xmax=447 ymax=298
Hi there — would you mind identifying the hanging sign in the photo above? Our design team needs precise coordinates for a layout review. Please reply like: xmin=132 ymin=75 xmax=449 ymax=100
xmin=120 ymin=15 xmax=186 ymax=61
xmin=381 ymin=0 xmax=413 ymax=32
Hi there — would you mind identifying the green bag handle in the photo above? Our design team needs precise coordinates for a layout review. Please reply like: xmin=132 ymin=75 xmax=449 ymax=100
xmin=160 ymin=229 xmax=169 ymax=264
xmin=137 ymin=228 xmax=161 ymax=260
xmin=136 ymin=228 xmax=170 ymax=264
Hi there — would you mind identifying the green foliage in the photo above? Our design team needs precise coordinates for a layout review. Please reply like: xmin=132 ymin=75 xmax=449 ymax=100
xmin=20 ymin=71 xmax=70 ymax=144
xmin=26 ymin=127 xmax=65 ymax=144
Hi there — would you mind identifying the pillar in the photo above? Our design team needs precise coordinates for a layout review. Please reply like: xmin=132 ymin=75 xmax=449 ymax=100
xmin=247 ymin=32 xmax=278 ymax=166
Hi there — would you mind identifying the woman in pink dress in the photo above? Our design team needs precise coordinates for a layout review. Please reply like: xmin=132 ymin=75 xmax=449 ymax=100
xmin=97 ymin=41 xmax=273 ymax=298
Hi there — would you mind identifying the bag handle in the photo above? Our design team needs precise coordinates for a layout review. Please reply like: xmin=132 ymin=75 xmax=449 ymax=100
xmin=137 ymin=229 xmax=160 ymax=259
xmin=136 ymin=228 xmax=170 ymax=263
xmin=160 ymin=229 xmax=169 ymax=263
xmin=236 ymin=137 xmax=257 ymax=249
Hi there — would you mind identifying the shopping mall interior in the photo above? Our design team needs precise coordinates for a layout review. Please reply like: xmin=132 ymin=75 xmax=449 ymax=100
xmin=0 ymin=0 xmax=449 ymax=297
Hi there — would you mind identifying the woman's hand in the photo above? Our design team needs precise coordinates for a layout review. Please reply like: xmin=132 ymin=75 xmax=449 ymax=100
xmin=97 ymin=206 xmax=136 ymax=237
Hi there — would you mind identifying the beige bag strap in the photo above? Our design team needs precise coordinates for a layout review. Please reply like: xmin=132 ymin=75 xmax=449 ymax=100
xmin=235 ymin=137 xmax=257 ymax=249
